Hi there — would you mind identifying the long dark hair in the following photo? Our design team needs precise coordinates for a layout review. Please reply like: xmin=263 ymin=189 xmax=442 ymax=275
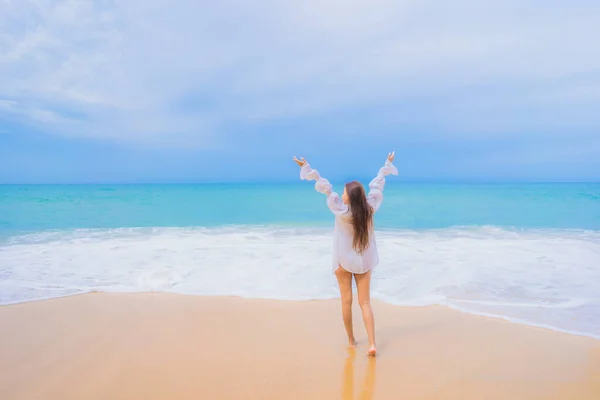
xmin=345 ymin=181 xmax=374 ymax=253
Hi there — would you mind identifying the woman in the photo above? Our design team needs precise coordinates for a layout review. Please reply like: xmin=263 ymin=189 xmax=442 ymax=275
xmin=293 ymin=152 xmax=398 ymax=356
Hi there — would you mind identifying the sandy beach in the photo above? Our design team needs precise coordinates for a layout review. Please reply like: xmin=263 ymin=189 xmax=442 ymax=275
xmin=0 ymin=293 xmax=598 ymax=400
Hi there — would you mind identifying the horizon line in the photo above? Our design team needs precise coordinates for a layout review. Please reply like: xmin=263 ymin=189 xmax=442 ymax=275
xmin=1 ymin=180 xmax=599 ymax=185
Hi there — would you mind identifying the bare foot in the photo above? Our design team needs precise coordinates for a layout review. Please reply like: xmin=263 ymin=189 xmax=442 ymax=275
xmin=367 ymin=345 xmax=377 ymax=357
xmin=348 ymin=339 xmax=357 ymax=348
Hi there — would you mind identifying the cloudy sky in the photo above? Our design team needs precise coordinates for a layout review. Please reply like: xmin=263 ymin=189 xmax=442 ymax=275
xmin=1 ymin=0 xmax=599 ymax=183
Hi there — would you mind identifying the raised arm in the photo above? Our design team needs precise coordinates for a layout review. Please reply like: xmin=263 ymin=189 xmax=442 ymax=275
xmin=367 ymin=151 xmax=398 ymax=212
xmin=294 ymin=156 xmax=348 ymax=215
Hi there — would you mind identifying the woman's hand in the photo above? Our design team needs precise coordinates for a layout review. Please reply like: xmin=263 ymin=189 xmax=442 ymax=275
xmin=293 ymin=156 xmax=307 ymax=167
xmin=387 ymin=151 xmax=395 ymax=163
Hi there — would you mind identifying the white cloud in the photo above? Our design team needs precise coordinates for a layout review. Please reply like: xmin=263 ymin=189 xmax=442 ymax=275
xmin=1 ymin=0 xmax=599 ymax=146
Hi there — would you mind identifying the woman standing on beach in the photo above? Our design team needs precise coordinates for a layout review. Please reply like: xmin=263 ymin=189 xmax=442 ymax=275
xmin=293 ymin=152 xmax=398 ymax=356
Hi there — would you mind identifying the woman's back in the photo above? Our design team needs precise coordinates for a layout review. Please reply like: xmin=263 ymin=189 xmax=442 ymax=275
xmin=333 ymin=213 xmax=379 ymax=274
xmin=298 ymin=157 xmax=397 ymax=274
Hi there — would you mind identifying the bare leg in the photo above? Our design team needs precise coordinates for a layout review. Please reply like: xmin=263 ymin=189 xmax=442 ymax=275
xmin=355 ymin=270 xmax=376 ymax=356
xmin=335 ymin=265 xmax=356 ymax=347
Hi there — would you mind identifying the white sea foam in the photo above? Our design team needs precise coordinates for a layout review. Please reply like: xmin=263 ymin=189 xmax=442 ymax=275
xmin=1 ymin=226 xmax=599 ymax=338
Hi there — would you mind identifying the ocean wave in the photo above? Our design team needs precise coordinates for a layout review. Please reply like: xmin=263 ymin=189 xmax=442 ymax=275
xmin=1 ymin=225 xmax=599 ymax=338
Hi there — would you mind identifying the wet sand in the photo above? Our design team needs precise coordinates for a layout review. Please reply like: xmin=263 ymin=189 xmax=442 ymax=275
xmin=0 ymin=293 xmax=599 ymax=399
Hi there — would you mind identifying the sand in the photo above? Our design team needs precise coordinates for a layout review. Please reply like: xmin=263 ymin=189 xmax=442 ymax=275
xmin=0 ymin=293 xmax=599 ymax=400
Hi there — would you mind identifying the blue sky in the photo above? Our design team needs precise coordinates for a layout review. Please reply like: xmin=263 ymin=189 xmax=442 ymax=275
xmin=1 ymin=0 xmax=599 ymax=183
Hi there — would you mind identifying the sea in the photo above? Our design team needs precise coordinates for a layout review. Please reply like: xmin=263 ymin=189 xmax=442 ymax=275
xmin=1 ymin=183 xmax=599 ymax=339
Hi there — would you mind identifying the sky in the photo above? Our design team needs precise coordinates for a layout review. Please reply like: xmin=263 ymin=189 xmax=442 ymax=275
xmin=1 ymin=0 xmax=599 ymax=183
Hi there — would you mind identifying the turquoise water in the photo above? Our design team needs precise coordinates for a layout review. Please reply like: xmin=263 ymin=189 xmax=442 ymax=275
xmin=1 ymin=183 xmax=599 ymax=234
xmin=1 ymin=183 xmax=600 ymax=339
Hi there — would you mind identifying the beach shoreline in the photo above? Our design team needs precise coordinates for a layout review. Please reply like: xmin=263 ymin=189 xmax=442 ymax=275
xmin=1 ymin=292 xmax=599 ymax=399
xmin=3 ymin=290 xmax=600 ymax=341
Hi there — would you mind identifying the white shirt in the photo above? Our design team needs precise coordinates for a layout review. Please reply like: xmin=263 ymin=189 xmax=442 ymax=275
xmin=300 ymin=160 xmax=398 ymax=274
